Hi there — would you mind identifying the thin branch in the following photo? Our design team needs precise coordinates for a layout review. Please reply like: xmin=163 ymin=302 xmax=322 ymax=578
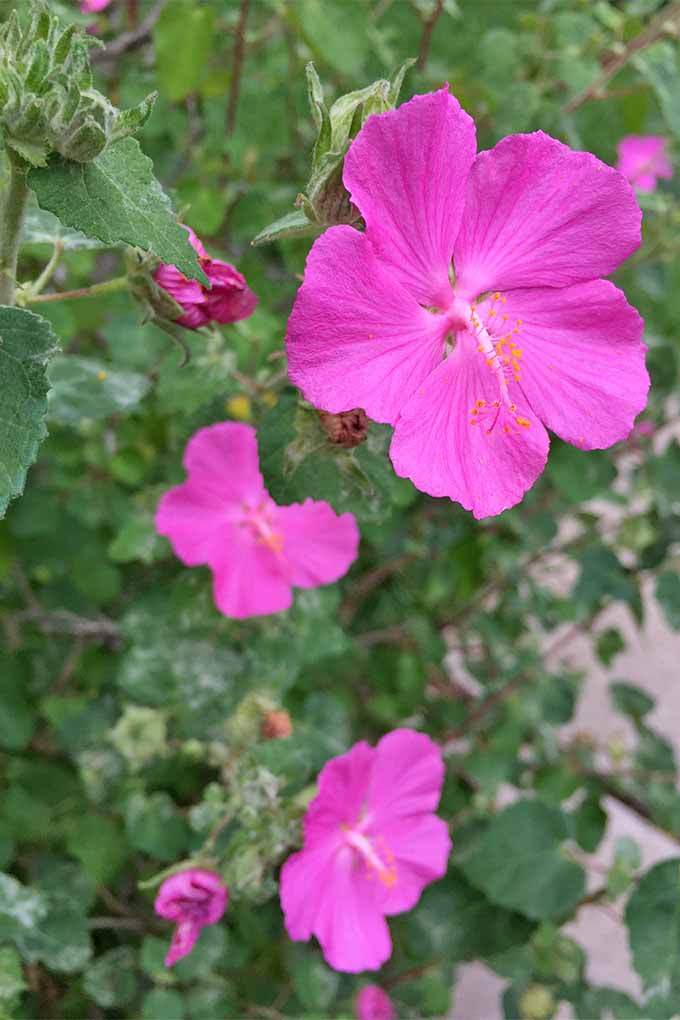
xmin=227 ymin=0 xmax=252 ymax=134
xmin=417 ymin=0 xmax=445 ymax=72
xmin=91 ymin=0 xmax=167 ymax=63
xmin=6 ymin=608 xmax=120 ymax=644
xmin=562 ymin=1 xmax=680 ymax=114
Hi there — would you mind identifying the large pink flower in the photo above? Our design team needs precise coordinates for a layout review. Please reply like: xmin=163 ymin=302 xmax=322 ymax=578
xmin=616 ymin=134 xmax=673 ymax=193
xmin=154 ymin=869 xmax=227 ymax=967
xmin=286 ymin=88 xmax=649 ymax=518
xmin=155 ymin=422 xmax=359 ymax=619
xmin=280 ymin=729 xmax=451 ymax=973
xmin=154 ymin=227 xmax=258 ymax=330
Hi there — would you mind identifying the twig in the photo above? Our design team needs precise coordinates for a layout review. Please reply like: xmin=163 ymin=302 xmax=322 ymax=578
xmin=27 ymin=276 xmax=129 ymax=304
xmin=227 ymin=0 xmax=252 ymax=134
xmin=91 ymin=0 xmax=167 ymax=63
xmin=340 ymin=555 xmax=417 ymax=625
xmin=417 ymin=0 xmax=445 ymax=72
xmin=7 ymin=608 xmax=120 ymax=644
xmin=562 ymin=1 xmax=680 ymax=114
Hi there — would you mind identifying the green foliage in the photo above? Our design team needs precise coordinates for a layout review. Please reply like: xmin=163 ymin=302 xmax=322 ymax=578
xmin=0 ymin=307 xmax=59 ymax=517
xmin=0 ymin=0 xmax=679 ymax=1017
xmin=29 ymin=139 xmax=207 ymax=282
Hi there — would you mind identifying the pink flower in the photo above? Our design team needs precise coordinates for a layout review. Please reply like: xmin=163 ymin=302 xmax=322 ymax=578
xmin=80 ymin=0 xmax=112 ymax=11
xmin=154 ymin=869 xmax=227 ymax=968
xmin=154 ymin=227 xmax=258 ymax=330
xmin=286 ymin=88 xmax=649 ymax=519
xmin=617 ymin=135 xmax=673 ymax=192
xmin=280 ymin=729 xmax=451 ymax=973
xmin=155 ymin=422 xmax=360 ymax=619
xmin=356 ymin=985 xmax=395 ymax=1020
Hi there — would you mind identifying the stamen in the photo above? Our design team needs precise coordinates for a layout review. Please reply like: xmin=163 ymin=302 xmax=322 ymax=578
xmin=345 ymin=829 xmax=398 ymax=888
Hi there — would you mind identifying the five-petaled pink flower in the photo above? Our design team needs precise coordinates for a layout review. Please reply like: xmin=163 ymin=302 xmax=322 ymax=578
xmin=155 ymin=422 xmax=359 ymax=619
xmin=356 ymin=985 xmax=395 ymax=1020
xmin=154 ymin=226 xmax=258 ymax=330
xmin=280 ymin=729 xmax=451 ymax=973
xmin=80 ymin=0 xmax=112 ymax=11
xmin=617 ymin=135 xmax=673 ymax=193
xmin=286 ymin=87 xmax=649 ymax=518
xmin=154 ymin=869 xmax=228 ymax=968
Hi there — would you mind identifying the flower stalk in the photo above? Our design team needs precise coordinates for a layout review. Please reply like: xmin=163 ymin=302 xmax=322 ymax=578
xmin=0 ymin=150 xmax=30 ymax=306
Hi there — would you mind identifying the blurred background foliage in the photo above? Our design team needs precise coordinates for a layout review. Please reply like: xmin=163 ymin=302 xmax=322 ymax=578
xmin=2 ymin=0 xmax=680 ymax=1017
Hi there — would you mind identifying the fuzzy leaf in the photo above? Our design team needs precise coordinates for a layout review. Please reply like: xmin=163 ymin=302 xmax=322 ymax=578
xmin=28 ymin=138 xmax=208 ymax=283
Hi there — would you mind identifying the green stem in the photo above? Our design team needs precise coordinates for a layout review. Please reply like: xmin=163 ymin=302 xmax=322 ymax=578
xmin=28 ymin=240 xmax=64 ymax=299
xmin=0 ymin=151 xmax=30 ymax=307
xmin=26 ymin=275 xmax=129 ymax=304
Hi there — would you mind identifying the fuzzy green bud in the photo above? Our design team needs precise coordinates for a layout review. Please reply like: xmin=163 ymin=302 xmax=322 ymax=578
xmin=109 ymin=705 xmax=167 ymax=771
xmin=0 ymin=3 xmax=156 ymax=166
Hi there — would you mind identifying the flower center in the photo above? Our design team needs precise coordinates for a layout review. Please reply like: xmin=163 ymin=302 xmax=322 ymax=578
xmin=240 ymin=500 xmax=283 ymax=553
xmin=344 ymin=827 xmax=397 ymax=888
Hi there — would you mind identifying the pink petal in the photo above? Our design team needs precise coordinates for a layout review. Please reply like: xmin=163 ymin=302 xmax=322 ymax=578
xmin=154 ymin=262 xmax=206 ymax=306
xmin=280 ymin=843 xmax=338 ymax=942
xmin=344 ymin=86 xmax=476 ymax=307
xmin=617 ymin=135 xmax=673 ymax=190
xmin=286 ymin=226 xmax=445 ymax=425
xmin=203 ymin=259 xmax=259 ymax=323
xmin=183 ymin=423 xmax=267 ymax=506
xmin=315 ymin=853 xmax=392 ymax=972
xmin=210 ymin=534 xmax=292 ymax=619
xmin=369 ymin=729 xmax=446 ymax=822
xmin=155 ymin=483 xmax=233 ymax=566
xmin=454 ymin=132 xmax=641 ymax=299
xmin=306 ymin=741 xmax=376 ymax=837
xmin=276 ymin=500 xmax=359 ymax=589
xmin=381 ymin=814 xmax=451 ymax=916
xmin=500 ymin=281 xmax=649 ymax=449
xmin=390 ymin=347 xmax=550 ymax=518
xmin=165 ymin=920 xmax=200 ymax=967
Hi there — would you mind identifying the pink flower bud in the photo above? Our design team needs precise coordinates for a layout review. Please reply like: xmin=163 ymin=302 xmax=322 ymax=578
xmin=356 ymin=985 xmax=395 ymax=1020
xmin=154 ymin=869 xmax=228 ymax=967
xmin=153 ymin=226 xmax=258 ymax=330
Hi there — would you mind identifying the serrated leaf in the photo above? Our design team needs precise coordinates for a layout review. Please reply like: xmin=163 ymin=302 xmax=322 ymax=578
xmin=656 ymin=572 xmax=680 ymax=630
xmin=0 ymin=307 xmax=60 ymax=518
xmin=29 ymin=138 xmax=208 ymax=283
xmin=625 ymin=858 xmax=680 ymax=997
xmin=252 ymin=208 xmax=319 ymax=246
xmin=47 ymin=355 xmax=150 ymax=422
xmin=21 ymin=200 xmax=111 ymax=250
xmin=460 ymin=801 xmax=586 ymax=921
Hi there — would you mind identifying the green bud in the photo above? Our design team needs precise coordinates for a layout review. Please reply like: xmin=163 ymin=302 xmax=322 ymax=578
xmin=109 ymin=704 xmax=167 ymax=771
xmin=519 ymin=984 xmax=556 ymax=1020
xmin=0 ymin=1 xmax=156 ymax=166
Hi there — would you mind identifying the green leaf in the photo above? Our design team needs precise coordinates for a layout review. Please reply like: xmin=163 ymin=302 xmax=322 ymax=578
xmin=47 ymin=355 xmax=150 ymax=422
xmin=65 ymin=813 xmax=128 ymax=884
xmin=595 ymin=626 xmax=625 ymax=666
xmin=154 ymin=0 xmax=214 ymax=102
xmin=625 ymin=858 xmax=680 ymax=997
xmin=656 ymin=571 xmax=680 ymax=630
xmin=21 ymin=201 xmax=111 ymax=251
xmin=635 ymin=42 xmax=680 ymax=139
xmin=142 ymin=989 xmax=185 ymax=1020
xmin=460 ymin=801 xmax=586 ymax=921
xmin=0 ymin=307 xmax=60 ymax=517
xmin=83 ymin=947 xmax=139 ymax=1008
xmin=0 ymin=679 xmax=35 ymax=751
xmin=29 ymin=139 xmax=208 ymax=283
xmin=288 ymin=945 xmax=340 ymax=1011
xmin=124 ymin=792 xmax=189 ymax=861
xmin=0 ymin=873 xmax=48 ymax=946
xmin=0 ymin=946 xmax=25 ymax=1005
xmin=609 ymin=681 xmax=655 ymax=722
xmin=252 ymin=208 xmax=319 ymax=246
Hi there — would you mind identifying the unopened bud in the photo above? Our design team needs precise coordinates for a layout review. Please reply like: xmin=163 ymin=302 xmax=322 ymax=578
xmin=519 ymin=984 xmax=555 ymax=1020
xmin=261 ymin=710 xmax=292 ymax=740
xmin=318 ymin=408 xmax=370 ymax=448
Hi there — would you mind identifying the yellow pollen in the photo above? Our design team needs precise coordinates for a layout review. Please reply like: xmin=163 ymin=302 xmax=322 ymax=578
xmin=501 ymin=296 xmax=507 ymax=303
xmin=502 ymin=314 xmax=509 ymax=321
xmin=493 ymin=291 xmax=501 ymax=300
xmin=516 ymin=319 xmax=522 ymax=325
xmin=515 ymin=416 xmax=531 ymax=428
xmin=513 ymin=328 xmax=520 ymax=334
xmin=502 ymin=424 xmax=510 ymax=433
xmin=488 ymin=309 xmax=496 ymax=316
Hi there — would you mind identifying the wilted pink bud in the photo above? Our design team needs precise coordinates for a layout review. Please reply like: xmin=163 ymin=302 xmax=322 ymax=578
xmin=356 ymin=985 xmax=395 ymax=1020
xmin=80 ymin=0 xmax=113 ymax=12
xmin=154 ymin=869 xmax=228 ymax=967
xmin=154 ymin=226 xmax=258 ymax=330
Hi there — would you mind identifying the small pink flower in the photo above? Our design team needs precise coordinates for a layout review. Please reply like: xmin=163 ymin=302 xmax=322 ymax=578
xmin=154 ymin=869 xmax=228 ymax=968
xmin=287 ymin=87 xmax=649 ymax=519
xmin=155 ymin=422 xmax=360 ymax=619
xmin=154 ymin=227 xmax=258 ymax=330
xmin=80 ymin=0 xmax=112 ymax=11
xmin=280 ymin=729 xmax=451 ymax=973
xmin=356 ymin=985 xmax=395 ymax=1020
xmin=617 ymin=135 xmax=673 ymax=192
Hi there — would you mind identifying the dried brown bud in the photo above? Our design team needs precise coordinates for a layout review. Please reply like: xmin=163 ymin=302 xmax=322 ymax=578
xmin=318 ymin=408 xmax=369 ymax=448
xmin=261 ymin=710 xmax=293 ymax=740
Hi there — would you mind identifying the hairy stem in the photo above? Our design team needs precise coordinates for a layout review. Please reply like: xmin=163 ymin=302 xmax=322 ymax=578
xmin=0 ymin=151 xmax=30 ymax=306
xmin=26 ymin=275 xmax=129 ymax=304
xmin=227 ymin=0 xmax=252 ymax=134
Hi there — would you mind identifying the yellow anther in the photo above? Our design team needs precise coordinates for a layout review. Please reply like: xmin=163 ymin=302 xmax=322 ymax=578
xmin=516 ymin=319 xmax=522 ymax=325
xmin=502 ymin=424 xmax=510 ymax=433
xmin=515 ymin=416 xmax=531 ymax=428
xmin=513 ymin=328 xmax=520 ymax=334
xmin=503 ymin=314 xmax=509 ymax=321
xmin=488 ymin=309 xmax=496 ymax=316
xmin=501 ymin=296 xmax=507 ymax=303
xmin=493 ymin=291 xmax=501 ymax=300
